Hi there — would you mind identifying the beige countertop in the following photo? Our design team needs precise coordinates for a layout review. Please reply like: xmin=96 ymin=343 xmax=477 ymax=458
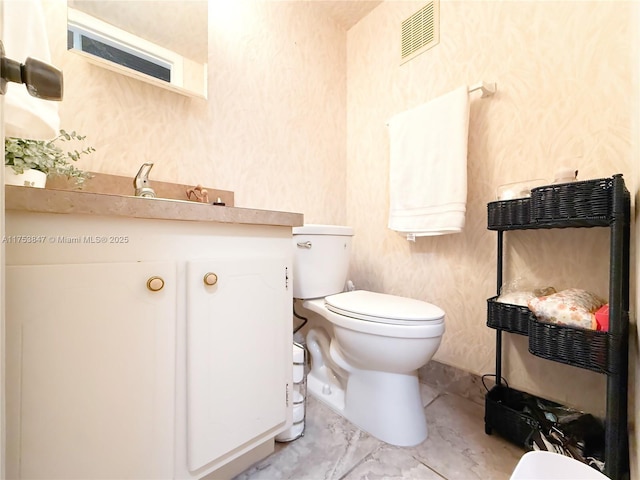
xmin=5 ymin=186 xmax=303 ymax=227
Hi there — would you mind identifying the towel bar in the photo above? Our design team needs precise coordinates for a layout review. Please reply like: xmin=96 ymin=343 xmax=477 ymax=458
xmin=469 ymin=81 xmax=497 ymax=98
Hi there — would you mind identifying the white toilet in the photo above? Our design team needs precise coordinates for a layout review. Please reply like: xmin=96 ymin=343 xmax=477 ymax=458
xmin=293 ymin=224 xmax=445 ymax=446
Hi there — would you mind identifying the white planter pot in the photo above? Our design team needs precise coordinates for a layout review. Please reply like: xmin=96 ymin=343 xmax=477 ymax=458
xmin=5 ymin=166 xmax=47 ymax=188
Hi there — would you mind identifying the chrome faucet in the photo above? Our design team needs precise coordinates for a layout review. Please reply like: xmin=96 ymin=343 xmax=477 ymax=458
xmin=133 ymin=163 xmax=156 ymax=198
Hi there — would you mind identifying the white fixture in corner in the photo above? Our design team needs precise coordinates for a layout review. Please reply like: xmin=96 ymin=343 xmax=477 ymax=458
xmin=510 ymin=451 xmax=609 ymax=480
xmin=292 ymin=224 xmax=445 ymax=446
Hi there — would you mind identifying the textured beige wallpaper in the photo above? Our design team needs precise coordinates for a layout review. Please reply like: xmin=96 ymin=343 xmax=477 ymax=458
xmin=346 ymin=0 xmax=634 ymax=415
xmin=38 ymin=0 xmax=636 ymax=418
xmin=41 ymin=0 xmax=347 ymax=223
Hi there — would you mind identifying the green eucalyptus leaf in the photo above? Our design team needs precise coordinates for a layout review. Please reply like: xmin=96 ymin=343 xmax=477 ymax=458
xmin=5 ymin=129 xmax=94 ymax=185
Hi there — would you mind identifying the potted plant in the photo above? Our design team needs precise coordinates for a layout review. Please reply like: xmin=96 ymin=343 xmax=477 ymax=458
xmin=5 ymin=129 xmax=95 ymax=188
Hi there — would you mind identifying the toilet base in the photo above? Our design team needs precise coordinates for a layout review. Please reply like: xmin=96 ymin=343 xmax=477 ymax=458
xmin=307 ymin=367 xmax=428 ymax=447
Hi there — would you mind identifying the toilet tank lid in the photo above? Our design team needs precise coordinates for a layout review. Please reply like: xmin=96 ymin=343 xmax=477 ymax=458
xmin=293 ymin=224 xmax=354 ymax=236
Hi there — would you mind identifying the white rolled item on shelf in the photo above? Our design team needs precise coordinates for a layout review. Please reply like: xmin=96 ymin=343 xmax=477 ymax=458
xmin=293 ymin=364 xmax=304 ymax=383
xmin=276 ymin=343 xmax=306 ymax=443
xmin=293 ymin=343 xmax=305 ymax=363
xmin=275 ymin=392 xmax=305 ymax=442
xmin=293 ymin=402 xmax=305 ymax=423
xmin=292 ymin=390 xmax=305 ymax=423
xmin=275 ymin=421 xmax=305 ymax=442
xmin=293 ymin=343 xmax=305 ymax=383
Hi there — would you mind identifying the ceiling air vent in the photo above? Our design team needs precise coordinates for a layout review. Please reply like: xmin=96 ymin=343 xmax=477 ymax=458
xmin=401 ymin=1 xmax=440 ymax=64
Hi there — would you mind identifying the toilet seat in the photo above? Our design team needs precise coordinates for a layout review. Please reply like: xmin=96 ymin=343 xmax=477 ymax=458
xmin=325 ymin=290 xmax=445 ymax=326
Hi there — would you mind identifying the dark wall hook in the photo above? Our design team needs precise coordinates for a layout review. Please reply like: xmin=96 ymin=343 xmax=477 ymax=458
xmin=0 ymin=40 xmax=63 ymax=100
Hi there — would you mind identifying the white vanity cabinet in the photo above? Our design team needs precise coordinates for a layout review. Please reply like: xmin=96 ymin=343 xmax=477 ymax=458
xmin=6 ymin=261 xmax=178 ymax=479
xmin=5 ymin=211 xmax=294 ymax=480
xmin=185 ymin=257 xmax=290 ymax=471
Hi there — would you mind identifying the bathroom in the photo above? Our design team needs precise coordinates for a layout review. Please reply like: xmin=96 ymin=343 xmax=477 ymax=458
xmin=2 ymin=0 xmax=639 ymax=479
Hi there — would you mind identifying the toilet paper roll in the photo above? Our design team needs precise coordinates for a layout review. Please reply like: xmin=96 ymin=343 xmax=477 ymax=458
xmin=293 ymin=364 xmax=304 ymax=383
xmin=293 ymin=390 xmax=304 ymax=404
xmin=293 ymin=403 xmax=305 ymax=423
xmin=275 ymin=421 xmax=305 ymax=442
xmin=293 ymin=344 xmax=305 ymax=363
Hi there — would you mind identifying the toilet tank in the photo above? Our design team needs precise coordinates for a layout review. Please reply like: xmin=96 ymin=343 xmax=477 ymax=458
xmin=292 ymin=224 xmax=353 ymax=299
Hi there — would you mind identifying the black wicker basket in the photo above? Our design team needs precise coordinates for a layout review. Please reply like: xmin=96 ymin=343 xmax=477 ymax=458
xmin=486 ymin=297 xmax=532 ymax=335
xmin=487 ymin=198 xmax=532 ymax=230
xmin=531 ymin=177 xmax=613 ymax=223
xmin=485 ymin=385 xmax=542 ymax=447
xmin=528 ymin=318 xmax=622 ymax=374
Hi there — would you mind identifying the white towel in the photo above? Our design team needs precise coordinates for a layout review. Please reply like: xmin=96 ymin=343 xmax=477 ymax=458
xmin=4 ymin=0 xmax=60 ymax=140
xmin=387 ymin=85 xmax=470 ymax=238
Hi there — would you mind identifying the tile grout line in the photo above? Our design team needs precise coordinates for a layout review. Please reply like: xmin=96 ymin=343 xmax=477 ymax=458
xmin=413 ymin=455 xmax=449 ymax=480
xmin=336 ymin=443 xmax=386 ymax=480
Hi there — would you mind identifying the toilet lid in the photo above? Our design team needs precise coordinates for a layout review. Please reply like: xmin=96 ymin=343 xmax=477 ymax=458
xmin=324 ymin=290 xmax=445 ymax=325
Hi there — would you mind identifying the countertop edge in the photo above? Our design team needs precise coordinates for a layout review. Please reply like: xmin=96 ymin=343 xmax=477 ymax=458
xmin=5 ymin=186 xmax=304 ymax=228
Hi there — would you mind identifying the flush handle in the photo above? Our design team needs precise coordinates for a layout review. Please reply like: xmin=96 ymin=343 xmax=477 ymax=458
xmin=203 ymin=272 xmax=218 ymax=286
xmin=147 ymin=276 xmax=165 ymax=292
xmin=297 ymin=241 xmax=312 ymax=249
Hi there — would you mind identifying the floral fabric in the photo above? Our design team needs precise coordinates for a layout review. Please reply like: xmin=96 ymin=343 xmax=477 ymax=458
xmin=528 ymin=288 xmax=606 ymax=330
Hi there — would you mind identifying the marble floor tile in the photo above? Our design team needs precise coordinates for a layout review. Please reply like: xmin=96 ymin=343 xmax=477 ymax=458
xmin=341 ymin=445 xmax=446 ymax=480
xmin=235 ymin=388 xmax=525 ymax=480
xmin=419 ymin=361 xmax=488 ymax=407
xmin=420 ymin=382 xmax=440 ymax=407
xmin=234 ymin=395 xmax=383 ymax=480
xmin=409 ymin=394 xmax=524 ymax=480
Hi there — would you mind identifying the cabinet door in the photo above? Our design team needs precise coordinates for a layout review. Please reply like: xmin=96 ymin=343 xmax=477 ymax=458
xmin=186 ymin=256 xmax=290 ymax=471
xmin=6 ymin=261 xmax=177 ymax=479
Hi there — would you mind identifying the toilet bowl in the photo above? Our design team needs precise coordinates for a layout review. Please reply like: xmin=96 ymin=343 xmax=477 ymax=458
xmin=293 ymin=225 xmax=446 ymax=446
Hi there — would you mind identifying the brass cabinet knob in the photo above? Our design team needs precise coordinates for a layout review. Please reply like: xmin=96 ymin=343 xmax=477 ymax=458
xmin=147 ymin=276 xmax=165 ymax=292
xmin=203 ymin=272 xmax=218 ymax=286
